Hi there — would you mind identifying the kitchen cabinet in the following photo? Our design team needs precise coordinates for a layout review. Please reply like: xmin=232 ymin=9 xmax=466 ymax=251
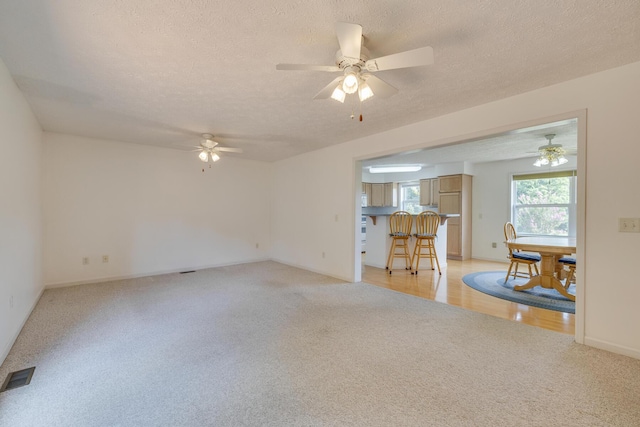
xmin=439 ymin=192 xmax=460 ymax=214
xmin=362 ymin=182 xmax=396 ymax=207
xmin=419 ymin=178 xmax=439 ymax=206
xmin=439 ymin=175 xmax=462 ymax=192
xmin=384 ymin=182 xmax=397 ymax=207
xmin=438 ymin=174 xmax=472 ymax=260
xmin=370 ymin=183 xmax=384 ymax=206
xmin=362 ymin=182 xmax=372 ymax=207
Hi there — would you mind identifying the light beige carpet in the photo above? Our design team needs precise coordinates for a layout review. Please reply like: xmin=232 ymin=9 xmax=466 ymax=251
xmin=1 ymin=261 xmax=639 ymax=426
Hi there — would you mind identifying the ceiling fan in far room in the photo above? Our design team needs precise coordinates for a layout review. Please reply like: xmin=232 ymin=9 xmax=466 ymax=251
xmin=192 ymin=134 xmax=243 ymax=168
xmin=276 ymin=22 xmax=434 ymax=107
xmin=530 ymin=134 xmax=575 ymax=167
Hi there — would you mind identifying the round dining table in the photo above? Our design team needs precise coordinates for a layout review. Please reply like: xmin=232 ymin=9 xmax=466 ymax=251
xmin=505 ymin=236 xmax=576 ymax=301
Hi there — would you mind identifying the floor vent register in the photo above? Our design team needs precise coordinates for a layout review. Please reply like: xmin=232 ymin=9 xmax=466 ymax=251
xmin=1 ymin=367 xmax=35 ymax=392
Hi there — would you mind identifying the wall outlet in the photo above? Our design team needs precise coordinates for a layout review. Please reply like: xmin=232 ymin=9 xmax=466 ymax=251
xmin=491 ymin=242 xmax=497 ymax=248
xmin=82 ymin=257 xmax=89 ymax=265
xmin=322 ymin=251 xmax=326 ymax=258
xmin=102 ymin=255 xmax=109 ymax=263
xmin=255 ymin=243 xmax=259 ymax=249
xmin=619 ymin=218 xmax=640 ymax=233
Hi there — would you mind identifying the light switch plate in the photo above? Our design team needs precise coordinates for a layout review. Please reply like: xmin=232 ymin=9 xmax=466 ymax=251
xmin=619 ymin=218 xmax=640 ymax=233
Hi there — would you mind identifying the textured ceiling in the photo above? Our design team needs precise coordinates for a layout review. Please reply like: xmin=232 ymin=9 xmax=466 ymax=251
xmin=0 ymin=1 xmax=639 ymax=162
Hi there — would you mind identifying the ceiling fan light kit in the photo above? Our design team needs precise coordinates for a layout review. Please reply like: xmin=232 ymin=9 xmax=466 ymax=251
xmin=533 ymin=134 xmax=568 ymax=167
xmin=195 ymin=133 xmax=242 ymax=165
xmin=358 ymin=82 xmax=374 ymax=102
xmin=331 ymin=86 xmax=346 ymax=103
xmin=276 ymin=22 xmax=434 ymax=106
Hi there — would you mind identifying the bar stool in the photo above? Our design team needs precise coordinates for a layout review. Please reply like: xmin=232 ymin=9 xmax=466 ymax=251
xmin=411 ymin=210 xmax=441 ymax=275
xmin=386 ymin=211 xmax=413 ymax=274
xmin=558 ymin=256 xmax=576 ymax=289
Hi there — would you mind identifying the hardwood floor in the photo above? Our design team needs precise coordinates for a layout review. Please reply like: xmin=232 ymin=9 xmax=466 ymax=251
xmin=361 ymin=257 xmax=575 ymax=335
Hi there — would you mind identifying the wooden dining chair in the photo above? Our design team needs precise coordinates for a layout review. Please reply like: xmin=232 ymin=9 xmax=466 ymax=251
xmin=411 ymin=210 xmax=441 ymax=275
xmin=386 ymin=211 xmax=413 ymax=274
xmin=503 ymin=222 xmax=541 ymax=283
xmin=558 ymin=256 xmax=576 ymax=289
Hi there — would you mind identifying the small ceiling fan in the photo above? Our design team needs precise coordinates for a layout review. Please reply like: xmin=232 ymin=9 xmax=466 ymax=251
xmin=194 ymin=134 xmax=243 ymax=163
xmin=532 ymin=134 xmax=570 ymax=167
xmin=276 ymin=22 xmax=434 ymax=103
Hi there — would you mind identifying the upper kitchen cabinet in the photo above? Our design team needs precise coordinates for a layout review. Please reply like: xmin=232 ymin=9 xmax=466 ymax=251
xmin=439 ymin=174 xmax=472 ymax=260
xmin=438 ymin=175 xmax=463 ymax=192
xmin=362 ymin=182 xmax=372 ymax=206
xmin=363 ymin=182 xmax=397 ymax=207
xmin=419 ymin=178 xmax=439 ymax=206
xmin=370 ymin=183 xmax=384 ymax=206
xmin=384 ymin=182 xmax=397 ymax=207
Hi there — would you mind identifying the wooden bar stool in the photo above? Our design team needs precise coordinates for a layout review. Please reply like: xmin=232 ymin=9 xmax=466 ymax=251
xmin=386 ymin=211 xmax=413 ymax=274
xmin=411 ymin=210 xmax=441 ymax=275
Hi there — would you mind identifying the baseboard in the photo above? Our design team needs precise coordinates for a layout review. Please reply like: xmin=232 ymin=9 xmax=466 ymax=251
xmin=45 ymin=257 xmax=271 ymax=289
xmin=1 ymin=286 xmax=45 ymax=367
xmin=583 ymin=336 xmax=640 ymax=360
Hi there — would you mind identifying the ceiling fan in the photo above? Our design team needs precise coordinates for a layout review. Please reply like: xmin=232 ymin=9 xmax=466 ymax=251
xmin=532 ymin=134 xmax=569 ymax=167
xmin=194 ymin=134 xmax=243 ymax=163
xmin=276 ymin=22 xmax=434 ymax=103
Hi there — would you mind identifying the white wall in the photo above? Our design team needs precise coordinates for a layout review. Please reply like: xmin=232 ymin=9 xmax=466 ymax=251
xmin=0 ymin=59 xmax=44 ymax=363
xmin=272 ymin=61 xmax=640 ymax=359
xmin=44 ymin=133 xmax=272 ymax=286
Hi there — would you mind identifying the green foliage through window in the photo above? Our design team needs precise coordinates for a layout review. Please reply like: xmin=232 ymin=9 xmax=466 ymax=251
xmin=512 ymin=171 xmax=576 ymax=236
xmin=401 ymin=184 xmax=421 ymax=214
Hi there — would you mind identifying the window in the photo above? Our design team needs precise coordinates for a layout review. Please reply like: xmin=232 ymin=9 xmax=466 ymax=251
xmin=511 ymin=170 xmax=576 ymax=237
xmin=400 ymin=182 xmax=421 ymax=214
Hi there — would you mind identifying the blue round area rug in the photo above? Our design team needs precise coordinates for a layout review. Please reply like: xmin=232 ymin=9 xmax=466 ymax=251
xmin=462 ymin=271 xmax=575 ymax=314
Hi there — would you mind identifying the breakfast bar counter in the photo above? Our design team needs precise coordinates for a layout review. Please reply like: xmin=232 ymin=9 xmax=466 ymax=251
xmin=364 ymin=213 xmax=458 ymax=270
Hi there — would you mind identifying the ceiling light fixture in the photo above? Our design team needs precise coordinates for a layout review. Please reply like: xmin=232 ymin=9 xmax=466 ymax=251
xmin=369 ymin=166 xmax=422 ymax=174
xmin=342 ymin=67 xmax=359 ymax=94
xmin=358 ymin=82 xmax=374 ymax=102
xmin=533 ymin=134 xmax=568 ymax=167
xmin=331 ymin=86 xmax=346 ymax=103
xmin=198 ymin=149 xmax=221 ymax=163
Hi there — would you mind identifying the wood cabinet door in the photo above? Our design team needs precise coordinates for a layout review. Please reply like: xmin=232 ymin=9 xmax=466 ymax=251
xmin=447 ymin=217 xmax=461 ymax=256
xmin=419 ymin=179 xmax=431 ymax=205
xmin=439 ymin=192 xmax=461 ymax=214
xmin=431 ymin=179 xmax=439 ymax=206
xmin=371 ymin=183 xmax=384 ymax=206
xmin=384 ymin=182 xmax=396 ymax=207
xmin=439 ymin=175 xmax=462 ymax=192
xmin=363 ymin=183 xmax=372 ymax=207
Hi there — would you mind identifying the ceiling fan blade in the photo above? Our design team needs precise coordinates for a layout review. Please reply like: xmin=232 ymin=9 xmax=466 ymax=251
xmin=366 ymin=46 xmax=434 ymax=71
xmin=276 ymin=64 xmax=341 ymax=72
xmin=335 ymin=22 xmax=362 ymax=60
xmin=313 ymin=76 xmax=343 ymax=99
xmin=215 ymin=147 xmax=243 ymax=153
xmin=363 ymin=75 xmax=398 ymax=98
